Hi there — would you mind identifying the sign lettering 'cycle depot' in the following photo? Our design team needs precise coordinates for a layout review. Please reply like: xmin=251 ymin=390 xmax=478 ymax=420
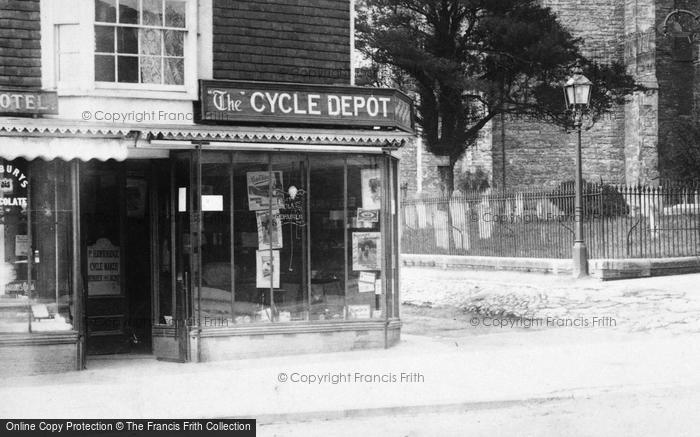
xmin=199 ymin=80 xmax=415 ymax=133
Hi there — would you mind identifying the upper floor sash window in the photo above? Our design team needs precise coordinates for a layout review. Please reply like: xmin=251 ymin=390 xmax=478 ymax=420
xmin=94 ymin=0 xmax=187 ymax=85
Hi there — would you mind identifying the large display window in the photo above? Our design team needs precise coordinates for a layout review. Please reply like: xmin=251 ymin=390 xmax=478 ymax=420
xmin=0 ymin=159 xmax=76 ymax=333
xmin=156 ymin=150 xmax=397 ymax=328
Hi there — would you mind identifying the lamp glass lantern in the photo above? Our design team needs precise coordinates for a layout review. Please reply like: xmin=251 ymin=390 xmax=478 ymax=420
xmin=564 ymin=73 xmax=593 ymax=108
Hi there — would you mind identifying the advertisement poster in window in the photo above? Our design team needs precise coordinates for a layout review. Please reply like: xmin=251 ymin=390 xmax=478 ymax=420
xmin=352 ymin=232 xmax=381 ymax=271
xmin=87 ymin=238 xmax=121 ymax=296
xmin=247 ymin=171 xmax=284 ymax=211
xmin=256 ymin=210 xmax=283 ymax=249
xmin=361 ymin=169 xmax=381 ymax=210
xmin=256 ymin=250 xmax=280 ymax=288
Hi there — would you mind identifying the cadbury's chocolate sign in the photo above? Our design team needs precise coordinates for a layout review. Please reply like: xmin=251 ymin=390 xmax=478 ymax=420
xmin=199 ymin=80 xmax=414 ymax=132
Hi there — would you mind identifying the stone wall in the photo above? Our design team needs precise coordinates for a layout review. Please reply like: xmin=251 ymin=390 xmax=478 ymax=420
xmin=655 ymin=0 xmax=697 ymax=182
xmin=0 ymin=0 xmax=41 ymax=89
xmin=488 ymin=0 xmax=629 ymax=190
xmin=212 ymin=0 xmax=351 ymax=85
xmin=624 ymin=0 xmax=659 ymax=185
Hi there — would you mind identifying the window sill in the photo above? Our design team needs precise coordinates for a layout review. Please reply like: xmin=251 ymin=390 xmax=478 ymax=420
xmin=56 ymin=85 xmax=196 ymax=101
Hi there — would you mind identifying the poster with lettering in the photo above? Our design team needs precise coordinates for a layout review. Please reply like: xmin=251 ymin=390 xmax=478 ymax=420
xmin=87 ymin=238 xmax=121 ymax=296
xmin=247 ymin=171 xmax=284 ymax=211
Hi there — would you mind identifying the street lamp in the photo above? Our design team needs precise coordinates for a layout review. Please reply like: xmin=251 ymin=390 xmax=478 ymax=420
xmin=564 ymin=71 xmax=592 ymax=278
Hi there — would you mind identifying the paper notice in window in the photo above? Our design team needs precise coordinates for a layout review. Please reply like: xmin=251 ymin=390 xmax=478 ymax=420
xmin=202 ymin=195 xmax=224 ymax=211
xmin=359 ymin=272 xmax=375 ymax=283
xmin=358 ymin=271 xmax=375 ymax=293
xmin=15 ymin=235 xmax=28 ymax=257
xmin=375 ymin=278 xmax=382 ymax=295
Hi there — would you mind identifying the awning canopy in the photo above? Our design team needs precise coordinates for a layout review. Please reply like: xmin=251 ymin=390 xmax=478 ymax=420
xmin=0 ymin=117 xmax=414 ymax=161
xmin=0 ymin=136 xmax=131 ymax=161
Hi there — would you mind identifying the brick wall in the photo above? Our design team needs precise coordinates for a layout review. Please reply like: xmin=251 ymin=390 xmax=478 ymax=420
xmin=0 ymin=0 xmax=41 ymax=89
xmin=212 ymin=0 xmax=351 ymax=85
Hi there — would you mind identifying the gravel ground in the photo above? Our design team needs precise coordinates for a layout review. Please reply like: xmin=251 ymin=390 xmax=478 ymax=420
xmin=400 ymin=268 xmax=700 ymax=334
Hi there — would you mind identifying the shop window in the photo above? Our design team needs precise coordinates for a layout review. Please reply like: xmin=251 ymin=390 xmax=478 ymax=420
xmin=0 ymin=160 xmax=75 ymax=334
xmin=197 ymin=154 xmax=234 ymax=324
xmin=158 ymin=151 xmax=395 ymax=327
xmin=308 ymin=155 xmax=345 ymax=320
xmin=346 ymin=156 xmax=385 ymax=320
xmin=94 ymin=0 xmax=187 ymax=85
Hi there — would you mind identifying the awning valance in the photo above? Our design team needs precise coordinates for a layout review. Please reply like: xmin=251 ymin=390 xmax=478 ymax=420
xmin=0 ymin=117 xmax=415 ymax=147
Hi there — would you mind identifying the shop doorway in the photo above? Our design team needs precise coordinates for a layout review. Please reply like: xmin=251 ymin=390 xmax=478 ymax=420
xmin=81 ymin=161 xmax=154 ymax=355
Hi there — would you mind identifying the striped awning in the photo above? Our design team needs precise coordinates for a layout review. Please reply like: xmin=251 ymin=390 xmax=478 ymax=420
xmin=0 ymin=136 xmax=131 ymax=161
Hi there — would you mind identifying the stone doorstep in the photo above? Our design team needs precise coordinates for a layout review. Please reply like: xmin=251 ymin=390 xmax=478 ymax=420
xmin=402 ymin=255 xmax=700 ymax=280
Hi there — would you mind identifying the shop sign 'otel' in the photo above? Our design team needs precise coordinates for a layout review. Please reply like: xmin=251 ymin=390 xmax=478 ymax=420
xmin=0 ymin=89 xmax=58 ymax=115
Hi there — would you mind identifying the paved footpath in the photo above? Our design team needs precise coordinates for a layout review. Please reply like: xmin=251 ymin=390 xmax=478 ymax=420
xmin=1 ymin=329 xmax=700 ymax=422
xmin=1 ymin=270 xmax=699 ymax=423
xmin=402 ymin=268 xmax=700 ymax=334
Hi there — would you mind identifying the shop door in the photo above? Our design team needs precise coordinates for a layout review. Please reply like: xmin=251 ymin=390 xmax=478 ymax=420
xmin=82 ymin=162 xmax=154 ymax=356
xmin=81 ymin=163 xmax=128 ymax=355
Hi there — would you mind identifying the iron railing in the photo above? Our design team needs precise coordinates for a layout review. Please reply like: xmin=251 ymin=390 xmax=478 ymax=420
xmin=401 ymin=184 xmax=700 ymax=259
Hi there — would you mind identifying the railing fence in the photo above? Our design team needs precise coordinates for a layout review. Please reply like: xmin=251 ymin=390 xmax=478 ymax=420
xmin=401 ymin=184 xmax=700 ymax=259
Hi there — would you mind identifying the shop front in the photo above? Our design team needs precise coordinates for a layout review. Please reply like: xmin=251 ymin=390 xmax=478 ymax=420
xmin=0 ymin=81 xmax=413 ymax=373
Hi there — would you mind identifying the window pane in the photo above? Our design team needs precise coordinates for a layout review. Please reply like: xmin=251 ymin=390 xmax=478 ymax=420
xmin=271 ymin=153 xmax=307 ymax=322
xmin=308 ymin=155 xmax=346 ymax=321
xmin=0 ymin=159 xmax=75 ymax=334
xmin=140 ymin=56 xmax=162 ymax=84
xmin=346 ymin=155 xmax=384 ymax=320
xmin=117 ymin=56 xmax=138 ymax=82
xmin=95 ymin=55 xmax=115 ymax=81
xmin=95 ymin=0 xmax=117 ymax=22
xmin=232 ymin=152 xmax=274 ymax=323
xmin=119 ymin=0 xmax=139 ymax=24
xmin=196 ymin=158 xmax=233 ymax=324
xmin=164 ymin=30 xmax=183 ymax=56
xmin=29 ymin=161 xmax=74 ymax=332
xmin=0 ymin=159 xmax=30 ymax=333
xmin=164 ymin=57 xmax=184 ymax=85
xmin=165 ymin=0 xmax=186 ymax=28
xmin=142 ymin=0 xmax=163 ymax=26
xmin=117 ymin=27 xmax=138 ymax=54
xmin=95 ymin=26 xmax=115 ymax=53
xmin=140 ymin=28 xmax=162 ymax=55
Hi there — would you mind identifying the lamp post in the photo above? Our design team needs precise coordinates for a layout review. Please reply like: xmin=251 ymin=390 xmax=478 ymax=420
xmin=564 ymin=71 xmax=592 ymax=278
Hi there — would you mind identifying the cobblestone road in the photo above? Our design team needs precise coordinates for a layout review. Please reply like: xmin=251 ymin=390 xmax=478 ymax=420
xmin=401 ymin=268 xmax=700 ymax=334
